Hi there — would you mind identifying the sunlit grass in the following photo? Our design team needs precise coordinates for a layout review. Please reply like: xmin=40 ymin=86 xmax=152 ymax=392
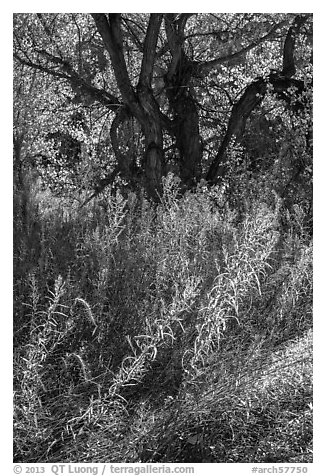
xmin=13 ymin=174 xmax=312 ymax=463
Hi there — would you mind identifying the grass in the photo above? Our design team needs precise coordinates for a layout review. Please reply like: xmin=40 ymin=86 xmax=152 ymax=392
xmin=13 ymin=173 xmax=312 ymax=463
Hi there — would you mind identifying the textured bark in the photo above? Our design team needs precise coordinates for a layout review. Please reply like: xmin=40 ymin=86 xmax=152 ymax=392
xmin=93 ymin=13 xmax=164 ymax=200
xmin=144 ymin=140 xmax=163 ymax=200
xmin=164 ymin=15 xmax=202 ymax=186
xmin=91 ymin=14 xmax=143 ymax=119
xmin=137 ymin=15 xmax=164 ymax=199
xmin=139 ymin=14 xmax=163 ymax=88
xmin=110 ymin=107 xmax=135 ymax=179
xmin=138 ymin=85 xmax=164 ymax=199
xmin=165 ymin=71 xmax=202 ymax=185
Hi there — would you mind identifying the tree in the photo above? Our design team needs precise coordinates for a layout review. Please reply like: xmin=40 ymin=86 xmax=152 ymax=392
xmin=13 ymin=13 xmax=312 ymax=201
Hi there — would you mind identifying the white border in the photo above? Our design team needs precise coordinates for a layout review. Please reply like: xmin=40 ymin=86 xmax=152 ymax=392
xmin=2 ymin=3 xmax=324 ymax=474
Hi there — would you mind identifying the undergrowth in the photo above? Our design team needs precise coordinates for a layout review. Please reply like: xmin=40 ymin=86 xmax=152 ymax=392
xmin=13 ymin=173 xmax=312 ymax=463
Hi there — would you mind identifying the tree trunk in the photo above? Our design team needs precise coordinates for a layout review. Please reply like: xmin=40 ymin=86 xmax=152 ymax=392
xmin=144 ymin=138 xmax=163 ymax=200
xmin=165 ymin=57 xmax=202 ymax=187
xmin=93 ymin=13 xmax=165 ymax=201
xmin=206 ymin=78 xmax=267 ymax=183
xmin=138 ymin=85 xmax=164 ymax=200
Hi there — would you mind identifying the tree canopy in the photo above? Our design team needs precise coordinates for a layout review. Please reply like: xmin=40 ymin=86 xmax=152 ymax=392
xmin=14 ymin=13 xmax=312 ymax=202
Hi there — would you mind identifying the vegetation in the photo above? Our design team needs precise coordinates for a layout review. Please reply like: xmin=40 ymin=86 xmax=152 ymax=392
xmin=13 ymin=13 xmax=312 ymax=463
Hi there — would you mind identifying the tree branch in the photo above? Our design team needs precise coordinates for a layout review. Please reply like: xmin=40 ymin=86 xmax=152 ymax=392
xmin=122 ymin=18 xmax=144 ymax=52
xmin=176 ymin=13 xmax=195 ymax=31
xmin=206 ymin=78 xmax=267 ymax=183
xmin=164 ymin=14 xmax=184 ymax=80
xmin=14 ymin=52 xmax=122 ymax=110
xmin=80 ymin=168 xmax=120 ymax=207
xmin=195 ymin=20 xmax=287 ymax=76
xmin=14 ymin=52 xmax=71 ymax=81
xmin=36 ymin=13 xmax=53 ymax=40
xmin=91 ymin=14 xmax=142 ymax=118
xmin=138 ymin=14 xmax=163 ymax=88
xmin=282 ymin=14 xmax=309 ymax=78
xmin=206 ymin=74 xmax=307 ymax=184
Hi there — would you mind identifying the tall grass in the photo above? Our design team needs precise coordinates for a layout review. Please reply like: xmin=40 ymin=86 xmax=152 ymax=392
xmin=13 ymin=173 xmax=312 ymax=463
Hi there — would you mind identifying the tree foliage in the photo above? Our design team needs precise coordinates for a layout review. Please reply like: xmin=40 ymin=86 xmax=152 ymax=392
xmin=14 ymin=13 xmax=312 ymax=202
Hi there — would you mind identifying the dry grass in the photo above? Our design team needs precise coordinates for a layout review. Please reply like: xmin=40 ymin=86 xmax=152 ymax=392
xmin=13 ymin=175 xmax=312 ymax=463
